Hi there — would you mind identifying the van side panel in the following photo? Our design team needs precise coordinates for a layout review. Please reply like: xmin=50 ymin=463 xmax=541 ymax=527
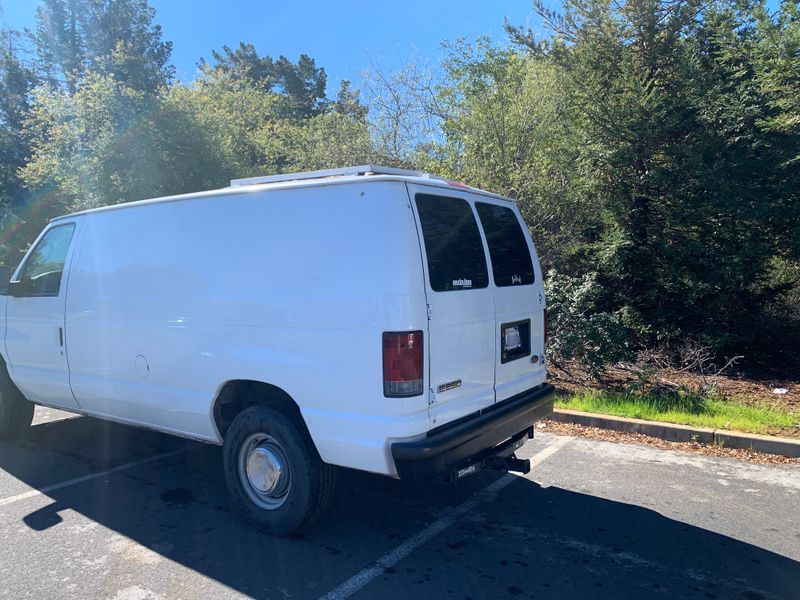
xmin=65 ymin=181 xmax=428 ymax=473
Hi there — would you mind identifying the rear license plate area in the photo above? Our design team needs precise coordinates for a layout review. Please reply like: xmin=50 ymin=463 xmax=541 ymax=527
xmin=501 ymin=319 xmax=531 ymax=363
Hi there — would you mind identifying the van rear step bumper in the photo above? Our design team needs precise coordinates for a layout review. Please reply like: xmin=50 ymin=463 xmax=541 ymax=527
xmin=391 ymin=383 xmax=555 ymax=482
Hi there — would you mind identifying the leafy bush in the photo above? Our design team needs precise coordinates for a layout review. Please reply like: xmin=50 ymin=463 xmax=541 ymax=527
xmin=545 ymin=270 xmax=632 ymax=378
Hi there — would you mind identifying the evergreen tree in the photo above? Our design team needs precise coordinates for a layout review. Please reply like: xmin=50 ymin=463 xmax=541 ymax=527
xmin=504 ymin=0 xmax=800 ymax=358
xmin=32 ymin=0 xmax=83 ymax=94
xmin=200 ymin=44 xmax=327 ymax=117
xmin=33 ymin=0 xmax=173 ymax=94
xmin=0 ymin=28 xmax=37 ymax=258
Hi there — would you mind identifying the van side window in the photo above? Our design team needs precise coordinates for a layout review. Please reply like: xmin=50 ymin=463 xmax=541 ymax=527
xmin=415 ymin=194 xmax=489 ymax=292
xmin=17 ymin=224 xmax=76 ymax=297
xmin=475 ymin=203 xmax=535 ymax=287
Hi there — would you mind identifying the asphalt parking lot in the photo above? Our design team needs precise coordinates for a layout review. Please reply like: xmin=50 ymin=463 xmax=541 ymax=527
xmin=1 ymin=408 xmax=798 ymax=600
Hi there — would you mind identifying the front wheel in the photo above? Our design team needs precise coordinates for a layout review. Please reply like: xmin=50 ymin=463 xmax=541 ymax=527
xmin=0 ymin=367 xmax=34 ymax=440
xmin=222 ymin=405 xmax=336 ymax=536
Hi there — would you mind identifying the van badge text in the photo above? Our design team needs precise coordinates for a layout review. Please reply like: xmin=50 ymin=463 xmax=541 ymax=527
xmin=452 ymin=278 xmax=472 ymax=288
xmin=437 ymin=379 xmax=462 ymax=394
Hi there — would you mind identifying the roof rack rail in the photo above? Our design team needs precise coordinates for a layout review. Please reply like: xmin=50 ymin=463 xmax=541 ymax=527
xmin=230 ymin=165 xmax=445 ymax=187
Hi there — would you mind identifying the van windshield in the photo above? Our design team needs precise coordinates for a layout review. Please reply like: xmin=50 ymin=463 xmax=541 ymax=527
xmin=414 ymin=193 xmax=489 ymax=292
xmin=475 ymin=202 xmax=534 ymax=287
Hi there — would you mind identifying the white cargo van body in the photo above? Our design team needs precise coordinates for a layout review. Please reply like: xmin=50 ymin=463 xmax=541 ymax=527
xmin=65 ymin=180 xmax=431 ymax=472
xmin=0 ymin=166 xmax=553 ymax=535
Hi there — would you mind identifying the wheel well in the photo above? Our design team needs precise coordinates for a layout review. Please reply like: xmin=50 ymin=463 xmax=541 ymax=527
xmin=213 ymin=380 xmax=310 ymax=441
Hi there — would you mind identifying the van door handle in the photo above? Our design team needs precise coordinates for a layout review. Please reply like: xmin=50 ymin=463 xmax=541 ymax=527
xmin=58 ymin=327 xmax=64 ymax=347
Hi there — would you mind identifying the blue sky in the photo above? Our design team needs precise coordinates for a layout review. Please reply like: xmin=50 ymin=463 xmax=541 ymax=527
xmin=0 ymin=0 xmax=540 ymax=92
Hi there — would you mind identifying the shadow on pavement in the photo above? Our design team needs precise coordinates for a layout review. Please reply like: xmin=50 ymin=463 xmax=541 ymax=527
xmin=1 ymin=415 xmax=798 ymax=600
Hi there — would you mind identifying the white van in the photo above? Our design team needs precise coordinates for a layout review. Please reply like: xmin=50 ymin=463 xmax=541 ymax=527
xmin=0 ymin=166 xmax=554 ymax=535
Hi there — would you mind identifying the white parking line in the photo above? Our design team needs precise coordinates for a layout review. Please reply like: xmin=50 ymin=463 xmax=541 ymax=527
xmin=319 ymin=435 xmax=572 ymax=600
xmin=0 ymin=447 xmax=192 ymax=508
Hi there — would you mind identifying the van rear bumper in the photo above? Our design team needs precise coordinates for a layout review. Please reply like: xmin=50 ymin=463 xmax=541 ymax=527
xmin=391 ymin=383 xmax=555 ymax=482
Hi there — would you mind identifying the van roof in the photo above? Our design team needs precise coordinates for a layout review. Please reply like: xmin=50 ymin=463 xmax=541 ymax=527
xmin=49 ymin=165 xmax=513 ymax=222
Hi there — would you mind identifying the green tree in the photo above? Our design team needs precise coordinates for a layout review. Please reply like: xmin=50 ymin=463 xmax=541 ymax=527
xmin=165 ymin=72 xmax=290 ymax=180
xmin=502 ymin=0 xmax=800 ymax=360
xmin=33 ymin=0 xmax=173 ymax=93
xmin=20 ymin=73 xmax=182 ymax=218
xmin=422 ymin=38 xmax=592 ymax=271
xmin=0 ymin=28 xmax=37 ymax=262
xmin=82 ymin=0 xmax=173 ymax=91
xmin=169 ymin=75 xmax=373 ymax=175
xmin=18 ymin=70 xmax=373 ymax=227
xmin=200 ymin=44 xmax=327 ymax=117
xmin=754 ymin=0 xmax=800 ymax=167
xmin=32 ymin=0 xmax=83 ymax=94
xmin=287 ymin=80 xmax=374 ymax=169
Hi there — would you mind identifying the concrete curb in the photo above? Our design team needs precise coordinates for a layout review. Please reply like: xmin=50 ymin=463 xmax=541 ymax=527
xmin=550 ymin=408 xmax=800 ymax=458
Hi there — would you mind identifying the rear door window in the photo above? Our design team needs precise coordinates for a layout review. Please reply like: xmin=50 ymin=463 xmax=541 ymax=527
xmin=415 ymin=193 xmax=488 ymax=292
xmin=475 ymin=202 xmax=534 ymax=287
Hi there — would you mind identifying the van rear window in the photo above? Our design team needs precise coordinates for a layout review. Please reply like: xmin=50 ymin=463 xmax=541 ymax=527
xmin=475 ymin=202 xmax=535 ymax=287
xmin=415 ymin=194 xmax=489 ymax=292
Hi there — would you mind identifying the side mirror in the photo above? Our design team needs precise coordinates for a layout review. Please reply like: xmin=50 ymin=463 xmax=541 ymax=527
xmin=0 ymin=266 xmax=10 ymax=295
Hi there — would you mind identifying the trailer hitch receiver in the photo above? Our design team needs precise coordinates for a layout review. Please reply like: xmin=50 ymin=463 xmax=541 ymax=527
xmin=486 ymin=453 xmax=530 ymax=475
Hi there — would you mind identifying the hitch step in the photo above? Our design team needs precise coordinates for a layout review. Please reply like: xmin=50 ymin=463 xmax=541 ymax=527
xmin=486 ymin=454 xmax=530 ymax=475
xmin=449 ymin=453 xmax=531 ymax=482
xmin=504 ymin=455 xmax=531 ymax=475
xmin=446 ymin=433 xmax=533 ymax=483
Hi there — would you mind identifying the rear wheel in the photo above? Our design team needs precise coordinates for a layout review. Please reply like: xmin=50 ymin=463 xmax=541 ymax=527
xmin=222 ymin=405 xmax=336 ymax=536
xmin=0 ymin=366 xmax=34 ymax=440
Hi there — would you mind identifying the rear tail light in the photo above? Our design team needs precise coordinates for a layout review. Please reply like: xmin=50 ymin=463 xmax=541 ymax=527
xmin=383 ymin=331 xmax=424 ymax=397
xmin=543 ymin=309 xmax=549 ymax=346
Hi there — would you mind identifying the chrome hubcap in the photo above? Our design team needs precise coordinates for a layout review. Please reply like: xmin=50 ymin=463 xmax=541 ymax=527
xmin=246 ymin=447 xmax=284 ymax=494
xmin=238 ymin=433 xmax=291 ymax=509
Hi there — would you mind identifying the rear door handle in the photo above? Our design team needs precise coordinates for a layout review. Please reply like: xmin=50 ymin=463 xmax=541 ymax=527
xmin=58 ymin=327 xmax=64 ymax=347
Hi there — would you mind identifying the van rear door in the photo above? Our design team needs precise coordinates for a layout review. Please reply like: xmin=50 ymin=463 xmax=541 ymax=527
xmin=408 ymin=185 xmax=496 ymax=428
xmin=474 ymin=199 xmax=547 ymax=401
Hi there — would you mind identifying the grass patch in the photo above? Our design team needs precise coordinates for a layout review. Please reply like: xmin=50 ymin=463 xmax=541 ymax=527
xmin=556 ymin=390 xmax=799 ymax=435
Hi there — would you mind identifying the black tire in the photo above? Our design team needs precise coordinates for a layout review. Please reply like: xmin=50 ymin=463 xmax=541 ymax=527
xmin=222 ymin=405 xmax=336 ymax=536
xmin=0 ymin=365 xmax=34 ymax=440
